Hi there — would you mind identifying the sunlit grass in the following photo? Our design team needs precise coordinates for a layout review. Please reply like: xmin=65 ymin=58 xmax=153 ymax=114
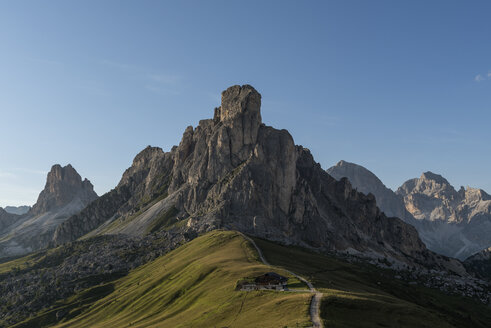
xmin=14 ymin=231 xmax=311 ymax=328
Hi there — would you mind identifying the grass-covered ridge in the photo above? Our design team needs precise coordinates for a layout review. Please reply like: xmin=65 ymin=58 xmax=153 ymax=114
xmin=18 ymin=231 xmax=311 ymax=328
xmin=9 ymin=230 xmax=491 ymax=327
xmin=253 ymin=237 xmax=491 ymax=328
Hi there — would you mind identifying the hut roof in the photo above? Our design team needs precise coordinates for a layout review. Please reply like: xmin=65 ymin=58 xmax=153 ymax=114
xmin=255 ymin=272 xmax=288 ymax=284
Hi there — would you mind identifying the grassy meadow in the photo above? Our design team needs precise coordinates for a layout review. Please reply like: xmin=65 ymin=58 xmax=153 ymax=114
xmin=13 ymin=231 xmax=311 ymax=328
xmin=253 ymin=237 xmax=491 ymax=328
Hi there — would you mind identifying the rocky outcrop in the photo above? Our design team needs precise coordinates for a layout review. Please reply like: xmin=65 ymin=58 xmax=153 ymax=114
xmin=0 ymin=165 xmax=98 ymax=258
xmin=52 ymin=85 xmax=465 ymax=273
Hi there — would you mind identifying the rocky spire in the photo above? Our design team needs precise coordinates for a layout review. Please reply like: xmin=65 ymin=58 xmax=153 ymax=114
xmin=213 ymin=85 xmax=262 ymax=166
xmin=215 ymin=85 xmax=262 ymax=125
xmin=30 ymin=164 xmax=97 ymax=215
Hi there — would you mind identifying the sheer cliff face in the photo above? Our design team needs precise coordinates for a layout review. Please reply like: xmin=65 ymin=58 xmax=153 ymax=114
xmin=0 ymin=165 xmax=97 ymax=258
xmin=54 ymin=85 xmax=463 ymax=272
xmin=167 ymin=85 xmax=299 ymax=234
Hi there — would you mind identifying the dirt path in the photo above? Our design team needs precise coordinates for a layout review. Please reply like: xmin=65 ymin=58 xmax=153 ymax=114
xmin=240 ymin=233 xmax=324 ymax=328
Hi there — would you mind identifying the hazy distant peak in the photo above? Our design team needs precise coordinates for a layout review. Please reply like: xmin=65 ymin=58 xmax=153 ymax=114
xmin=3 ymin=205 xmax=30 ymax=215
xmin=326 ymin=160 xmax=416 ymax=225
xmin=327 ymin=160 xmax=386 ymax=189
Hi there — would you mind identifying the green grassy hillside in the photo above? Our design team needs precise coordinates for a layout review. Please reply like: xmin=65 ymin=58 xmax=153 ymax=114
xmin=9 ymin=230 xmax=491 ymax=328
xmin=0 ymin=252 xmax=43 ymax=274
xmin=14 ymin=231 xmax=311 ymax=328
xmin=253 ymin=237 xmax=491 ymax=328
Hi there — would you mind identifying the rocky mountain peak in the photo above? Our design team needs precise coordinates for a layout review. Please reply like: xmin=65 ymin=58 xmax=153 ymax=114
xmin=210 ymin=85 xmax=263 ymax=167
xmin=327 ymin=160 xmax=416 ymax=224
xmin=215 ymin=84 xmax=262 ymax=124
xmin=30 ymin=164 xmax=98 ymax=215
xmin=328 ymin=160 xmax=385 ymax=188
xmin=132 ymin=146 xmax=165 ymax=166
xmin=118 ymin=146 xmax=169 ymax=196
xmin=463 ymin=187 xmax=491 ymax=203
xmin=397 ymin=171 xmax=459 ymax=201
xmin=53 ymin=84 xmax=465 ymax=273
xmin=420 ymin=171 xmax=449 ymax=184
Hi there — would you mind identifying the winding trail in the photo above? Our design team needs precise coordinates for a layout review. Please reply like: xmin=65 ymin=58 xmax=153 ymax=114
xmin=240 ymin=233 xmax=324 ymax=328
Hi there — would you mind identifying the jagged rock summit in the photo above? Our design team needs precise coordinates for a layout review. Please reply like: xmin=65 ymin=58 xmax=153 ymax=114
xmin=396 ymin=172 xmax=491 ymax=223
xmin=31 ymin=164 xmax=97 ymax=216
xmin=0 ymin=164 xmax=97 ymax=258
xmin=30 ymin=164 xmax=97 ymax=215
xmin=54 ymin=85 xmax=464 ymax=273
xmin=397 ymin=172 xmax=462 ymax=218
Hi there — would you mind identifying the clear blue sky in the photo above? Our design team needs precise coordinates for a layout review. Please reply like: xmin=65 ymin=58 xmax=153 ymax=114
xmin=1 ymin=0 xmax=491 ymax=207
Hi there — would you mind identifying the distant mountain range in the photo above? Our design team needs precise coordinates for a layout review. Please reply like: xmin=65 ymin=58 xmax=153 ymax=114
xmin=3 ymin=206 xmax=30 ymax=215
xmin=327 ymin=160 xmax=491 ymax=260
xmin=0 ymin=87 xmax=486 ymax=268
xmin=0 ymin=164 xmax=97 ymax=258
xmin=1 ymin=85 xmax=490 ymax=327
